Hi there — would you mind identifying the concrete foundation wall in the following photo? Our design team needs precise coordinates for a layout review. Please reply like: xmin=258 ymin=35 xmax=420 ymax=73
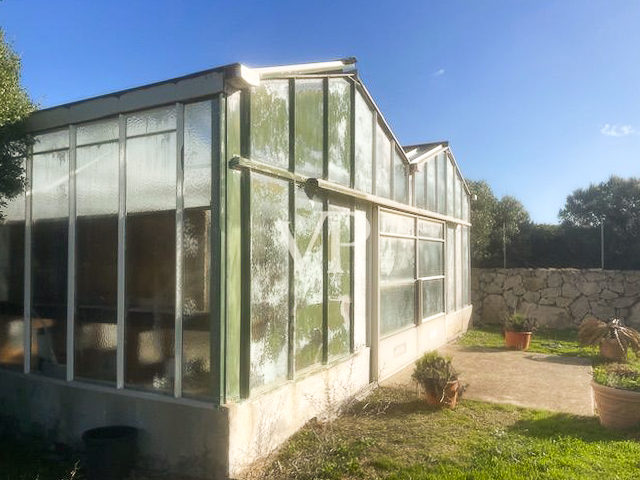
xmin=378 ymin=306 xmax=473 ymax=381
xmin=0 ymin=371 xmax=229 ymax=479
xmin=226 ymin=348 xmax=371 ymax=477
xmin=472 ymin=268 xmax=640 ymax=329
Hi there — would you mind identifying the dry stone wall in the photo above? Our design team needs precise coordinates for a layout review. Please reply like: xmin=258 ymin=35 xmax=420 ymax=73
xmin=472 ymin=268 xmax=640 ymax=329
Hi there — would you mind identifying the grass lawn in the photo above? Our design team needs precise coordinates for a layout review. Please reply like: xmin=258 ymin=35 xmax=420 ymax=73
xmin=261 ymin=387 xmax=640 ymax=480
xmin=457 ymin=325 xmax=600 ymax=359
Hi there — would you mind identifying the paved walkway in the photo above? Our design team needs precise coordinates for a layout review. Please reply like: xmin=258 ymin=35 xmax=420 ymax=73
xmin=383 ymin=343 xmax=595 ymax=416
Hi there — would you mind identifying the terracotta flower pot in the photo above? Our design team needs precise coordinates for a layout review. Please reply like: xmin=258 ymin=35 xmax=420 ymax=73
xmin=591 ymin=380 xmax=640 ymax=429
xmin=599 ymin=338 xmax=627 ymax=362
xmin=504 ymin=330 xmax=532 ymax=351
xmin=425 ymin=380 xmax=460 ymax=408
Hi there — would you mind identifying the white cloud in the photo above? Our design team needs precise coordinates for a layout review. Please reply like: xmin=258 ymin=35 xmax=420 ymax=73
xmin=600 ymin=124 xmax=636 ymax=137
xmin=432 ymin=68 xmax=445 ymax=77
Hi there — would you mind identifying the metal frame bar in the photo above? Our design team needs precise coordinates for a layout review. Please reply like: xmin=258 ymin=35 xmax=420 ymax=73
xmin=288 ymin=79 xmax=296 ymax=379
xmin=174 ymin=103 xmax=185 ymax=398
xmin=66 ymin=126 xmax=77 ymax=381
xmin=23 ymin=148 xmax=33 ymax=374
xmin=229 ymin=156 xmax=471 ymax=227
xmin=239 ymin=91 xmax=251 ymax=398
xmin=116 ymin=114 xmax=126 ymax=389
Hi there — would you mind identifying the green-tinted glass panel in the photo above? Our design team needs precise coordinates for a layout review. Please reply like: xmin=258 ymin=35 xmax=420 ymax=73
xmin=379 ymin=211 xmax=415 ymax=236
xmin=328 ymin=204 xmax=351 ymax=357
xmin=380 ymin=284 xmax=414 ymax=335
xmin=184 ymin=101 xmax=212 ymax=209
xmin=455 ymin=225 xmax=462 ymax=310
xmin=437 ymin=154 xmax=446 ymax=214
xmin=0 ymin=164 xmax=25 ymax=371
xmin=446 ymin=158 xmax=454 ymax=217
xmin=462 ymin=226 xmax=469 ymax=306
xmin=419 ymin=240 xmax=444 ymax=278
xmin=75 ymin=142 xmax=118 ymax=383
xmin=414 ymin=167 xmax=425 ymax=209
xmin=328 ymin=79 xmax=351 ymax=186
xmin=31 ymin=151 xmax=69 ymax=378
xmin=295 ymin=190 xmax=323 ymax=370
xmin=422 ymin=279 xmax=444 ymax=319
xmin=251 ymin=80 xmax=289 ymax=169
xmin=353 ymin=207 xmax=368 ymax=350
xmin=33 ymin=129 xmax=69 ymax=153
xmin=393 ymin=148 xmax=408 ymax=204
xmin=375 ymin=123 xmax=391 ymax=198
xmin=380 ymin=237 xmax=415 ymax=282
xmin=426 ymin=157 xmax=437 ymax=211
xmin=354 ymin=92 xmax=373 ymax=193
xmin=454 ymin=175 xmax=462 ymax=219
xmin=446 ymin=224 xmax=455 ymax=312
xmin=418 ymin=219 xmax=443 ymax=239
xmin=250 ymin=174 xmax=290 ymax=388
xmin=295 ymin=79 xmax=323 ymax=177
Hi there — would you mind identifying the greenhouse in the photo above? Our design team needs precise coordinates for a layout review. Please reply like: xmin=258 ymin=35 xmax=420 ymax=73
xmin=0 ymin=59 xmax=471 ymax=478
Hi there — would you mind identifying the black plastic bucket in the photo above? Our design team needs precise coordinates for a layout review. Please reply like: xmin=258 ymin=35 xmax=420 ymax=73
xmin=82 ymin=426 xmax=138 ymax=480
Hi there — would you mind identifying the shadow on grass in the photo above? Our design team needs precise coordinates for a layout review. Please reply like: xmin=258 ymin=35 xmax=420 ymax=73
xmin=350 ymin=387 xmax=442 ymax=417
xmin=508 ymin=411 xmax=640 ymax=442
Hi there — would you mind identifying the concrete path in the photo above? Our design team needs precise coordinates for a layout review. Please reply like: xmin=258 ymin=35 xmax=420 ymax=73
xmin=383 ymin=343 xmax=595 ymax=416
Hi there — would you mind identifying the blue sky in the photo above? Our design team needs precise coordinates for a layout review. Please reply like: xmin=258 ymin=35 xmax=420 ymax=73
xmin=2 ymin=0 xmax=639 ymax=224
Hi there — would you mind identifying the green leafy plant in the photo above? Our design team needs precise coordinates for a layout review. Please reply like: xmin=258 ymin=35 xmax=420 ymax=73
xmin=503 ymin=312 xmax=537 ymax=333
xmin=593 ymin=359 xmax=640 ymax=392
xmin=579 ymin=317 xmax=640 ymax=360
xmin=411 ymin=352 xmax=462 ymax=404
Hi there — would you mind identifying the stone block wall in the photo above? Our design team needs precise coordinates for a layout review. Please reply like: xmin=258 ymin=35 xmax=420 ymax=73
xmin=472 ymin=268 xmax=640 ymax=329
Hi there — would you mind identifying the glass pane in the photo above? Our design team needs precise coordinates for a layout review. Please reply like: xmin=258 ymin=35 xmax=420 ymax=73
xmin=295 ymin=79 xmax=323 ymax=177
xmin=380 ymin=284 xmax=414 ymax=335
xmin=125 ymin=210 xmax=176 ymax=392
xmin=393 ymin=149 xmax=408 ymax=204
xmin=328 ymin=204 xmax=351 ymax=358
xmin=380 ymin=237 xmax=415 ymax=282
xmin=295 ymin=191 xmax=323 ymax=370
xmin=446 ymin=225 xmax=455 ymax=312
xmin=462 ymin=227 xmax=469 ymax=306
xmin=182 ymin=209 xmax=212 ymax=397
xmin=126 ymin=107 xmax=176 ymax=137
xmin=353 ymin=207 xmax=368 ymax=350
xmin=422 ymin=279 xmax=444 ymax=319
xmin=446 ymin=157 xmax=454 ymax=217
xmin=456 ymin=225 xmax=462 ymax=310
xmin=251 ymin=80 xmax=289 ymax=169
xmin=0 ymin=183 xmax=25 ymax=370
xmin=379 ymin=211 xmax=414 ymax=236
xmin=328 ymin=79 xmax=351 ymax=186
xmin=250 ymin=174 xmax=289 ymax=388
xmin=31 ymin=151 xmax=69 ymax=377
xmin=76 ymin=120 xmax=118 ymax=146
xmin=354 ymin=92 xmax=373 ymax=193
xmin=454 ymin=175 xmax=461 ymax=219
xmin=375 ymin=123 xmax=391 ymax=198
xmin=418 ymin=219 xmax=444 ymax=239
xmin=419 ymin=240 xmax=444 ymax=278
xmin=437 ymin=154 xmax=446 ymax=214
xmin=33 ymin=129 xmax=69 ymax=153
xmin=126 ymin=132 xmax=176 ymax=213
xmin=184 ymin=101 xmax=212 ymax=209
xmin=414 ymin=166 xmax=425 ymax=209
xmin=461 ymin=185 xmax=469 ymax=222
xmin=75 ymin=141 xmax=119 ymax=383
xmin=76 ymin=143 xmax=119 ymax=216
xmin=426 ymin=157 xmax=437 ymax=211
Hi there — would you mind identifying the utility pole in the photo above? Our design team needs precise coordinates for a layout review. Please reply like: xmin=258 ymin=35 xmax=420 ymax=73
xmin=503 ymin=221 xmax=506 ymax=269
xmin=600 ymin=221 xmax=605 ymax=270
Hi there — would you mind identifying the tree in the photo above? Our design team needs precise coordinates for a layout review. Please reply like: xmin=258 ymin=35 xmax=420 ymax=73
xmin=468 ymin=180 xmax=530 ymax=267
xmin=559 ymin=176 xmax=640 ymax=269
xmin=0 ymin=28 xmax=34 ymax=218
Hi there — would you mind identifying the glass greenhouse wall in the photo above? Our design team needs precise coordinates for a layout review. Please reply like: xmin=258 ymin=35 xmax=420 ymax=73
xmin=0 ymin=60 xmax=472 ymax=477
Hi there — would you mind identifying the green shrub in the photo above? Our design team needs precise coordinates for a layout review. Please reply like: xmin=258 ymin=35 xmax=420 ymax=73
xmin=411 ymin=351 xmax=459 ymax=398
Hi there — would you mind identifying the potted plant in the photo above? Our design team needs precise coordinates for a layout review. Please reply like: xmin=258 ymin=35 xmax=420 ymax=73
xmin=503 ymin=312 xmax=537 ymax=351
xmin=578 ymin=317 xmax=640 ymax=361
xmin=411 ymin=351 xmax=464 ymax=408
xmin=591 ymin=358 xmax=640 ymax=429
